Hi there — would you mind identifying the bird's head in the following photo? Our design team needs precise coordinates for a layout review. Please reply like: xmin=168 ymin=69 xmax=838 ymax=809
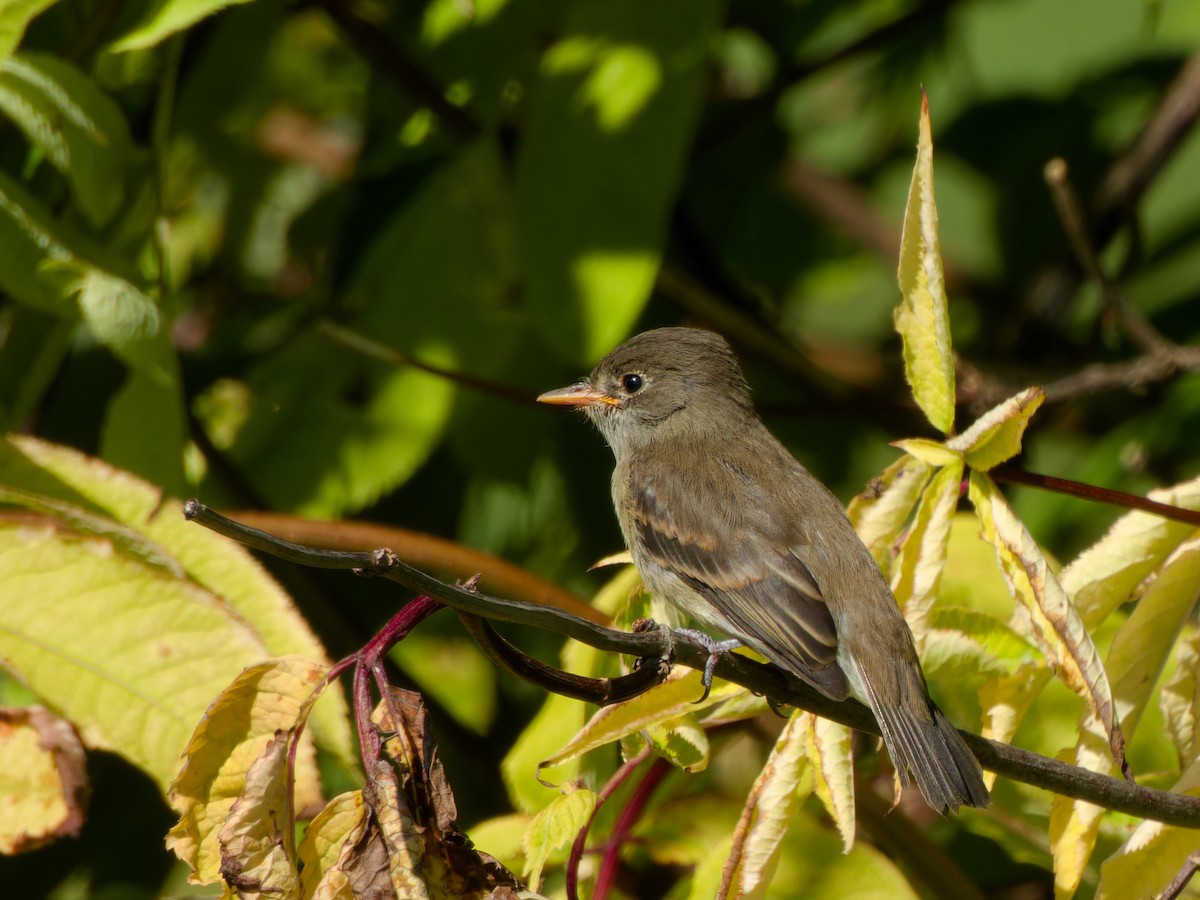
xmin=537 ymin=327 xmax=753 ymax=457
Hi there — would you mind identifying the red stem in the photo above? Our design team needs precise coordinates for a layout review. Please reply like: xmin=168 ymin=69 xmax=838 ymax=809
xmin=593 ymin=758 xmax=672 ymax=900
xmin=565 ymin=747 xmax=653 ymax=900
xmin=329 ymin=594 xmax=444 ymax=769
xmin=990 ymin=464 xmax=1200 ymax=527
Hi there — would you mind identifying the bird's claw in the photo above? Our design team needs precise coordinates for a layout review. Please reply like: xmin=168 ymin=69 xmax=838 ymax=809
xmin=674 ymin=628 xmax=742 ymax=702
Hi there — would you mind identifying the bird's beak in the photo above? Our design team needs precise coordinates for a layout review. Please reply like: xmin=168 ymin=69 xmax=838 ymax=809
xmin=537 ymin=382 xmax=620 ymax=408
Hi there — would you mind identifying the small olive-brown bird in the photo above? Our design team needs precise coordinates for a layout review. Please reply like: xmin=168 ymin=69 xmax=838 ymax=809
xmin=539 ymin=326 xmax=988 ymax=814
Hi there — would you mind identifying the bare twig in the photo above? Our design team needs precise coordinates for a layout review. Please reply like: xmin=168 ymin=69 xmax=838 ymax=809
xmin=185 ymin=500 xmax=1200 ymax=828
xmin=1157 ymin=850 xmax=1200 ymax=900
xmin=227 ymin=509 xmax=603 ymax=621
xmin=1045 ymin=158 xmax=1176 ymax=356
xmin=991 ymin=465 xmax=1200 ymax=527
xmin=1093 ymin=50 xmax=1200 ymax=244
xmin=567 ymin=747 xmax=653 ymax=900
xmin=1040 ymin=158 xmax=1200 ymax=399
xmin=593 ymin=758 xmax=671 ymax=899
xmin=315 ymin=320 xmax=536 ymax=406
xmin=457 ymin=612 xmax=670 ymax=705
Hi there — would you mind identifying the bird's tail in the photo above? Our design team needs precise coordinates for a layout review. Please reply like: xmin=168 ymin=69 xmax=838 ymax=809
xmin=873 ymin=699 xmax=990 ymax=814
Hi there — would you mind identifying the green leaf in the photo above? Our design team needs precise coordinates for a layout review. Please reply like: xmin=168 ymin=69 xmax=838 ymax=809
xmin=644 ymin=714 xmax=710 ymax=773
xmin=0 ymin=0 xmax=57 ymax=65
xmin=0 ymin=53 xmax=136 ymax=226
xmin=0 ymin=167 xmax=90 ymax=311
xmin=0 ymin=176 xmax=180 ymax=482
xmin=502 ymin=567 xmax=642 ymax=814
xmin=223 ymin=140 xmax=517 ymax=517
xmin=894 ymin=90 xmax=955 ymax=435
xmin=0 ymin=435 xmax=358 ymax=779
xmin=0 ymin=305 xmax=73 ymax=431
xmin=517 ymin=0 xmax=721 ymax=363
xmin=99 ymin=343 xmax=187 ymax=496
xmin=946 ymin=386 xmax=1045 ymax=472
xmin=108 ymin=0 xmax=256 ymax=52
xmin=522 ymin=787 xmax=596 ymax=892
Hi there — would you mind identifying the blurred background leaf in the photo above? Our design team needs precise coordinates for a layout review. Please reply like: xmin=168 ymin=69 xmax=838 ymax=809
xmin=0 ymin=0 xmax=1198 ymax=896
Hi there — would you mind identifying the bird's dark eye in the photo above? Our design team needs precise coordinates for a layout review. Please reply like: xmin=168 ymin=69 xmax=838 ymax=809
xmin=621 ymin=373 xmax=644 ymax=394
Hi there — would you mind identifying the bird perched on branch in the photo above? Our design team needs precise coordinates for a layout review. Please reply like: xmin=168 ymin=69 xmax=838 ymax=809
xmin=539 ymin=326 xmax=989 ymax=814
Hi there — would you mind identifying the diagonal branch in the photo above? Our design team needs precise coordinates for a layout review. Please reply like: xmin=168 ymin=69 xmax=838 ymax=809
xmin=184 ymin=500 xmax=1200 ymax=828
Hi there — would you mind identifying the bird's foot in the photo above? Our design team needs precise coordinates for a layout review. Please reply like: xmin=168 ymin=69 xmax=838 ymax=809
xmin=632 ymin=618 xmax=674 ymax=664
xmin=674 ymin=628 xmax=742 ymax=702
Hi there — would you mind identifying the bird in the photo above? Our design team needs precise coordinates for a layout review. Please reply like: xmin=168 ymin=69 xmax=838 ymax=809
xmin=538 ymin=326 xmax=989 ymax=814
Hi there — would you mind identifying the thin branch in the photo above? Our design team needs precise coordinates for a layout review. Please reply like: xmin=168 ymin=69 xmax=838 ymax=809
xmin=991 ymin=465 xmax=1200 ymax=527
xmin=1157 ymin=849 xmax=1200 ymax=900
xmin=224 ymin=510 xmax=607 ymax=623
xmin=594 ymin=758 xmax=671 ymax=900
xmin=567 ymin=747 xmax=653 ymax=900
xmin=457 ymin=611 xmax=670 ymax=704
xmin=1093 ymin=50 xmax=1200 ymax=244
xmin=315 ymin=320 xmax=535 ymax=406
xmin=184 ymin=500 xmax=1200 ymax=828
xmin=1044 ymin=158 xmax=1200 ymax=371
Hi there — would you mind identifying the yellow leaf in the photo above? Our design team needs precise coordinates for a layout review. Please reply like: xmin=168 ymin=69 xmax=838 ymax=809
xmin=467 ymin=813 xmax=532 ymax=875
xmin=805 ymin=715 xmax=855 ymax=855
xmin=645 ymin=714 xmax=710 ymax=773
xmin=0 ymin=435 xmax=356 ymax=779
xmin=847 ymin=454 xmax=932 ymax=573
xmin=1107 ymin=536 xmax=1200 ymax=738
xmin=1052 ymin=536 xmax=1200 ymax=898
xmin=1061 ymin=474 xmax=1200 ymax=628
xmin=722 ymin=710 xmax=812 ymax=899
xmin=1161 ymin=628 xmax=1200 ymax=765
xmin=538 ymin=668 xmax=743 ymax=774
xmin=0 ymin=522 xmax=272 ymax=791
xmin=969 ymin=472 xmax=1123 ymax=765
xmin=217 ymin=730 xmax=302 ymax=900
xmin=166 ymin=656 xmax=329 ymax=885
xmin=0 ymin=706 xmax=86 ymax=854
xmin=890 ymin=438 xmax=961 ymax=468
xmin=978 ymin=664 xmax=1050 ymax=790
xmin=891 ymin=459 xmax=963 ymax=646
xmin=946 ymin=386 xmax=1045 ymax=472
xmin=1048 ymin=731 xmax=1111 ymax=900
xmin=298 ymin=791 xmax=369 ymax=900
xmin=895 ymin=89 xmax=954 ymax=435
xmin=1096 ymin=757 xmax=1200 ymax=900
xmin=522 ymin=787 xmax=597 ymax=892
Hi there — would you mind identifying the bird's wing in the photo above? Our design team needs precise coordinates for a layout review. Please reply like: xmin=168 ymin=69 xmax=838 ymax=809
xmin=630 ymin=458 xmax=849 ymax=699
